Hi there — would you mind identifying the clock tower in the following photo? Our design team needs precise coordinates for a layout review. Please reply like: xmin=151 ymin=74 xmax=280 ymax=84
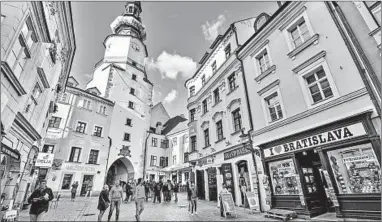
xmin=86 ymin=1 xmax=153 ymax=181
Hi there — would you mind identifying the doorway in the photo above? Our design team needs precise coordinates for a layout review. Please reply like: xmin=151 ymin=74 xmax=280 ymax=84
xmin=80 ymin=175 xmax=94 ymax=196
xmin=207 ymin=167 xmax=217 ymax=201
xmin=236 ymin=160 xmax=250 ymax=207
xmin=196 ymin=170 xmax=205 ymax=200
xmin=296 ymin=150 xmax=331 ymax=216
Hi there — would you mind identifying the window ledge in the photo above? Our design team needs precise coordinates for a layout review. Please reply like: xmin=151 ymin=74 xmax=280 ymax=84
xmin=96 ymin=112 xmax=107 ymax=116
xmin=202 ymin=145 xmax=211 ymax=149
xmin=369 ymin=26 xmax=381 ymax=36
xmin=227 ymin=86 xmax=239 ymax=96
xmin=215 ymin=138 xmax=226 ymax=144
xmin=91 ymin=135 xmax=103 ymax=138
xmin=1 ymin=61 xmax=27 ymax=96
xmin=212 ymin=100 xmax=222 ymax=108
xmin=310 ymin=95 xmax=334 ymax=108
xmin=123 ymin=140 xmax=131 ymax=142
xmin=86 ymin=163 xmax=100 ymax=165
xmin=125 ymin=124 xmax=132 ymax=127
xmin=57 ymin=101 xmax=70 ymax=105
xmin=201 ymin=111 xmax=209 ymax=118
xmin=268 ymin=117 xmax=284 ymax=125
xmin=231 ymin=130 xmax=242 ymax=136
xmin=287 ymin=33 xmax=320 ymax=59
xmin=74 ymin=131 xmax=86 ymax=135
xmin=65 ymin=161 xmax=82 ymax=164
xmin=79 ymin=107 xmax=93 ymax=112
xmin=255 ymin=65 xmax=276 ymax=82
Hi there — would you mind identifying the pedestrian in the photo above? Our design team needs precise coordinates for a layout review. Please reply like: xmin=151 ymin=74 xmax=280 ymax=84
xmin=108 ymin=180 xmax=123 ymax=221
xmin=219 ymin=183 xmax=229 ymax=217
xmin=144 ymin=181 xmax=150 ymax=202
xmin=135 ymin=178 xmax=145 ymax=222
xmin=131 ymin=180 xmax=137 ymax=201
xmin=186 ymin=180 xmax=191 ymax=211
xmin=173 ymin=181 xmax=179 ymax=203
xmin=153 ymin=182 xmax=161 ymax=203
xmin=71 ymin=181 xmax=79 ymax=202
xmin=85 ymin=179 xmax=93 ymax=198
xmin=190 ymin=183 xmax=198 ymax=215
xmin=27 ymin=179 xmax=54 ymax=222
xmin=98 ymin=185 xmax=110 ymax=222
xmin=162 ymin=181 xmax=168 ymax=202
xmin=168 ymin=180 xmax=173 ymax=202
xmin=125 ymin=181 xmax=132 ymax=203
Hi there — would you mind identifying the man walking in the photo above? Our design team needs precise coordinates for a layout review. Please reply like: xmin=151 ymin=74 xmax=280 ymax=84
xmin=144 ymin=181 xmax=150 ymax=202
xmin=135 ymin=178 xmax=145 ymax=222
xmin=27 ymin=179 xmax=54 ymax=221
xmin=173 ymin=181 xmax=179 ymax=203
xmin=85 ymin=179 xmax=93 ymax=198
xmin=108 ymin=180 xmax=123 ymax=221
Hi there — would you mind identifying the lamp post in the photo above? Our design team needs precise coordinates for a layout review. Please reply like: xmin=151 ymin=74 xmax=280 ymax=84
xmin=239 ymin=129 xmax=262 ymax=212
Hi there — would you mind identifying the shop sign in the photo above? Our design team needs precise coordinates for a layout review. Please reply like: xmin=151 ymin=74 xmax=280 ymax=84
xmin=198 ymin=156 xmax=214 ymax=167
xmin=224 ymin=146 xmax=251 ymax=160
xmin=159 ymin=172 xmax=165 ymax=175
xmin=343 ymin=155 xmax=369 ymax=163
xmin=1 ymin=138 xmax=20 ymax=160
xmin=264 ymin=122 xmax=367 ymax=158
xmin=35 ymin=153 xmax=54 ymax=168
xmin=65 ymin=165 xmax=96 ymax=172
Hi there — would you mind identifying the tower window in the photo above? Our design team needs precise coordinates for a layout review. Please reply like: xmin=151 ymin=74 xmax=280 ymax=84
xmin=128 ymin=6 xmax=133 ymax=13
xmin=130 ymin=88 xmax=135 ymax=95
xmin=128 ymin=101 xmax=134 ymax=109
xmin=126 ymin=118 xmax=132 ymax=126
xmin=123 ymin=133 xmax=131 ymax=141
xmin=132 ymin=74 xmax=137 ymax=81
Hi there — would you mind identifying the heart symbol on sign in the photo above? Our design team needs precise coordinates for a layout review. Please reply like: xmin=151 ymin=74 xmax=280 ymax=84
xmin=274 ymin=146 xmax=282 ymax=154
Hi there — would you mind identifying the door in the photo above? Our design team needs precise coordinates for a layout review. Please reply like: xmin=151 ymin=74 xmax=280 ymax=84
xmin=221 ymin=163 xmax=235 ymax=202
xmin=80 ymin=175 xmax=94 ymax=196
xmin=208 ymin=168 xmax=217 ymax=201
xmin=196 ymin=170 xmax=205 ymax=200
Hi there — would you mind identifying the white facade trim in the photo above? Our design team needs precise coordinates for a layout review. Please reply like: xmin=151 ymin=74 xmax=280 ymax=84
xmin=260 ymin=85 xmax=287 ymax=125
xmin=252 ymin=44 xmax=273 ymax=77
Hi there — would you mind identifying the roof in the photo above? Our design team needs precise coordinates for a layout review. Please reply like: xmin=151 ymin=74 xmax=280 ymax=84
xmin=161 ymin=115 xmax=188 ymax=135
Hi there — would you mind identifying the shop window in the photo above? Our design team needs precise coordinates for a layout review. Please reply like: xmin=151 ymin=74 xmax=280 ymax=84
xmin=269 ymin=158 xmax=301 ymax=195
xmin=61 ymin=174 xmax=73 ymax=190
xmin=327 ymin=143 xmax=381 ymax=194
xmin=152 ymin=138 xmax=158 ymax=147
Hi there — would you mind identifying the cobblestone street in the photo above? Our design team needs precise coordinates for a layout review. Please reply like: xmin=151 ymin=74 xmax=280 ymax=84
xmin=18 ymin=193 xmax=306 ymax=221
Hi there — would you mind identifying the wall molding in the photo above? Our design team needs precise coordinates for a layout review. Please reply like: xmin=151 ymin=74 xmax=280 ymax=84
xmin=292 ymin=50 xmax=326 ymax=74
xmin=257 ymin=79 xmax=280 ymax=96
xmin=279 ymin=5 xmax=307 ymax=31
xmin=36 ymin=67 xmax=50 ymax=88
xmin=1 ymin=62 xmax=27 ymax=96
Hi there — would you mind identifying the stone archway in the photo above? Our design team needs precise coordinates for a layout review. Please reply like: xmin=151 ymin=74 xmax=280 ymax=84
xmin=106 ymin=157 xmax=134 ymax=187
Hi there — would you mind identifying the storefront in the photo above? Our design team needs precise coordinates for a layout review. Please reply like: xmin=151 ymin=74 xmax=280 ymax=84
xmin=260 ymin=112 xmax=381 ymax=219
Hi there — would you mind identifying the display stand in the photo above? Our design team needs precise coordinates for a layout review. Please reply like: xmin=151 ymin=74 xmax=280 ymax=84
xmin=265 ymin=209 xmax=297 ymax=222
xmin=244 ymin=191 xmax=259 ymax=213
xmin=220 ymin=193 xmax=237 ymax=218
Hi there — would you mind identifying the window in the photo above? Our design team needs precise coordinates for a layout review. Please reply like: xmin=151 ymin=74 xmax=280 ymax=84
xmin=123 ymin=133 xmax=131 ymax=141
xmin=228 ymin=73 xmax=237 ymax=91
xmin=172 ymin=137 xmax=177 ymax=146
xmin=75 ymin=121 xmax=86 ymax=133
xmin=216 ymin=120 xmax=224 ymax=141
xmin=269 ymin=159 xmax=301 ymax=195
xmin=173 ymin=155 xmax=177 ymax=165
xmin=165 ymin=157 xmax=169 ymax=167
xmin=161 ymin=139 xmax=169 ymax=148
xmin=366 ymin=2 xmax=381 ymax=26
xmin=132 ymin=74 xmax=137 ymax=81
xmin=48 ymin=116 xmax=61 ymax=128
xmin=130 ymin=88 xmax=135 ymax=95
xmin=189 ymin=86 xmax=195 ymax=96
xmin=88 ymin=150 xmax=99 ymax=164
xmin=265 ymin=92 xmax=283 ymax=122
xmin=232 ymin=109 xmax=242 ymax=132
xmin=128 ymin=6 xmax=133 ymax=13
xmin=42 ymin=145 xmax=54 ymax=153
xmin=160 ymin=157 xmax=165 ymax=167
xmin=204 ymin=128 xmax=210 ymax=147
xmin=256 ymin=49 xmax=271 ymax=73
xmin=31 ymin=83 xmax=42 ymax=101
xmin=99 ymin=105 xmax=106 ymax=114
xmin=126 ymin=118 xmax=132 ymax=126
xmin=128 ymin=101 xmax=134 ymax=109
xmin=190 ymin=136 xmax=197 ymax=152
xmin=225 ymin=44 xmax=231 ymax=58
xmin=152 ymin=138 xmax=158 ymax=147
xmin=304 ymin=67 xmax=333 ymax=104
xmin=190 ymin=109 xmax=196 ymax=122
xmin=289 ymin=18 xmax=311 ymax=48
xmin=69 ymin=147 xmax=81 ymax=162
xmin=213 ymin=88 xmax=220 ymax=104
xmin=93 ymin=126 xmax=103 ymax=137
xmin=211 ymin=61 xmax=217 ymax=73
xmin=201 ymin=75 xmax=206 ymax=85
xmin=184 ymin=152 xmax=189 ymax=163
xmin=150 ymin=155 xmax=157 ymax=166
xmin=327 ymin=143 xmax=381 ymax=194
xmin=82 ymin=99 xmax=92 ymax=110
xmin=202 ymin=99 xmax=208 ymax=114
xmin=61 ymin=174 xmax=73 ymax=190
xmin=59 ymin=93 xmax=69 ymax=103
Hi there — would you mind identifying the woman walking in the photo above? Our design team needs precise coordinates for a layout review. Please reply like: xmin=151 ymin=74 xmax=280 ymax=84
xmin=190 ymin=183 xmax=198 ymax=215
xmin=131 ymin=180 xmax=137 ymax=201
xmin=97 ymin=185 xmax=110 ymax=222
xmin=71 ymin=181 xmax=79 ymax=202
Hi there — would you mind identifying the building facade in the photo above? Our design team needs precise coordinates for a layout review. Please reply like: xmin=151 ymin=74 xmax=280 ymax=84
xmin=237 ymin=1 xmax=381 ymax=219
xmin=1 ymin=1 xmax=75 ymax=211
xmin=43 ymin=77 xmax=114 ymax=197
xmin=184 ymin=17 xmax=260 ymax=206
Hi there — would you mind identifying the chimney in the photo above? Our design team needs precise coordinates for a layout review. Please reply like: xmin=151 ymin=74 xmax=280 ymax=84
xmin=155 ymin=122 xmax=163 ymax=134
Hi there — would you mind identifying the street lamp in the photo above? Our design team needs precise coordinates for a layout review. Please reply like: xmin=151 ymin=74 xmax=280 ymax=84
xmin=239 ymin=129 xmax=262 ymax=212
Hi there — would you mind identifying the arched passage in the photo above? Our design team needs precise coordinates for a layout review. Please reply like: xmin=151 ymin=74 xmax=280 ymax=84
xmin=106 ymin=157 xmax=134 ymax=186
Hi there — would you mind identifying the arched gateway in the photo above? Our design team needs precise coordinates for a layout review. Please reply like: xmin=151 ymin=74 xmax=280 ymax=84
xmin=106 ymin=157 xmax=135 ymax=186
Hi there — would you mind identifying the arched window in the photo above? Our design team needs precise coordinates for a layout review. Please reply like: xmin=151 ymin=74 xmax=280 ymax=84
xmin=128 ymin=6 xmax=133 ymax=13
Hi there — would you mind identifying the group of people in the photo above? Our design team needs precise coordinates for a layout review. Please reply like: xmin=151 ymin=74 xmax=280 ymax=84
xmin=150 ymin=179 xmax=180 ymax=203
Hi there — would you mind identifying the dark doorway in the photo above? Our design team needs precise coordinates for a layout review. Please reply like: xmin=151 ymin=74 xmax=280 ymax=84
xmin=296 ymin=150 xmax=330 ymax=217
xmin=237 ymin=160 xmax=250 ymax=207
xmin=80 ymin=175 xmax=94 ymax=196
xmin=207 ymin=167 xmax=217 ymax=201
xmin=221 ymin=163 xmax=235 ymax=202
xmin=196 ymin=170 xmax=205 ymax=200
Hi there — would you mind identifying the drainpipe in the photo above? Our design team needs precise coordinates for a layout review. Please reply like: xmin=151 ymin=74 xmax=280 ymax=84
xmin=104 ymin=137 xmax=112 ymax=185
xmin=142 ymin=131 xmax=151 ymax=180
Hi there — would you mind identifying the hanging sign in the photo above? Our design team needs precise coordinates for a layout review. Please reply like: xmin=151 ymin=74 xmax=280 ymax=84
xmin=35 ymin=153 xmax=54 ymax=168
xmin=245 ymin=191 xmax=259 ymax=212
xmin=264 ymin=122 xmax=367 ymax=158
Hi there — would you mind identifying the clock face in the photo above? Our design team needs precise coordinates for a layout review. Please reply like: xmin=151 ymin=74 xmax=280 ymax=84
xmin=131 ymin=42 xmax=140 ymax=52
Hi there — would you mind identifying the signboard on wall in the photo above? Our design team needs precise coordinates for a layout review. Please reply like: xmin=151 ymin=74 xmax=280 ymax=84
xmin=264 ymin=122 xmax=367 ymax=158
xmin=35 ymin=153 xmax=54 ymax=168
xmin=224 ymin=146 xmax=251 ymax=160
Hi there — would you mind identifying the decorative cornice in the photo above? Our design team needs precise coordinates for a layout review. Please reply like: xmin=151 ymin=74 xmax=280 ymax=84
xmin=292 ymin=50 xmax=326 ymax=74
xmin=279 ymin=6 xmax=307 ymax=31
xmin=66 ymin=86 xmax=115 ymax=106
xmin=257 ymin=79 xmax=280 ymax=96
xmin=252 ymin=88 xmax=368 ymax=137
xmin=255 ymin=65 xmax=276 ymax=82
xmin=1 ymin=61 xmax=27 ymax=96
xmin=250 ymin=39 xmax=270 ymax=57
xmin=212 ymin=111 xmax=224 ymax=121
xmin=226 ymin=98 xmax=241 ymax=111
xmin=369 ymin=26 xmax=381 ymax=37
xmin=200 ymin=121 xmax=210 ymax=129
xmin=14 ymin=112 xmax=42 ymax=141
xmin=36 ymin=67 xmax=50 ymax=88
xmin=287 ymin=33 xmax=320 ymax=58
xmin=31 ymin=2 xmax=51 ymax=43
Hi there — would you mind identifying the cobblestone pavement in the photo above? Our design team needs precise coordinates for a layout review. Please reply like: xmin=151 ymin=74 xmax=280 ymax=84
xmin=18 ymin=193 xmax=306 ymax=221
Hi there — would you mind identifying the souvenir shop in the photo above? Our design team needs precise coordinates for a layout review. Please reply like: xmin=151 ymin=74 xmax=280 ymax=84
xmin=259 ymin=112 xmax=381 ymax=219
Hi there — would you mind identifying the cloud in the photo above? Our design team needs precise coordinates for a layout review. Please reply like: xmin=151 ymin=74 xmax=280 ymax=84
xmin=201 ymin=14 xmax=226 ymax=42
xmin=146 ymin=51 xmax=197 ymax=79
xmin=163 ymin=89 xmax=178 ymax=104
xmin=152 ymin=88 xmax=162 ymax=104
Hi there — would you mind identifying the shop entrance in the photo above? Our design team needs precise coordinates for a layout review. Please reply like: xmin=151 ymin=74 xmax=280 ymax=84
xmin=207 ymin=167 xmax=217 ymax=201
xmin=296 ymin=150 xmax=331 ymax=216
xmin=236 ymin=160 xmax=250 ymax=207
xmin=80 ymin=175 xmax=94 ymax=196
xmin=196 ymin=170 xmax=205 ymax=200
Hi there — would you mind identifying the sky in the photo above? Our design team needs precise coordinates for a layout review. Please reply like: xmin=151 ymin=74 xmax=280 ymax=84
xmin=70 ymin=1 xmax=279 ymax=117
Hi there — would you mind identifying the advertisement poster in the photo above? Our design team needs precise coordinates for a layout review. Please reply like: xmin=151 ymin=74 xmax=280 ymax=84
xmin=245 ymin=191 xmax=259 ymax=211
